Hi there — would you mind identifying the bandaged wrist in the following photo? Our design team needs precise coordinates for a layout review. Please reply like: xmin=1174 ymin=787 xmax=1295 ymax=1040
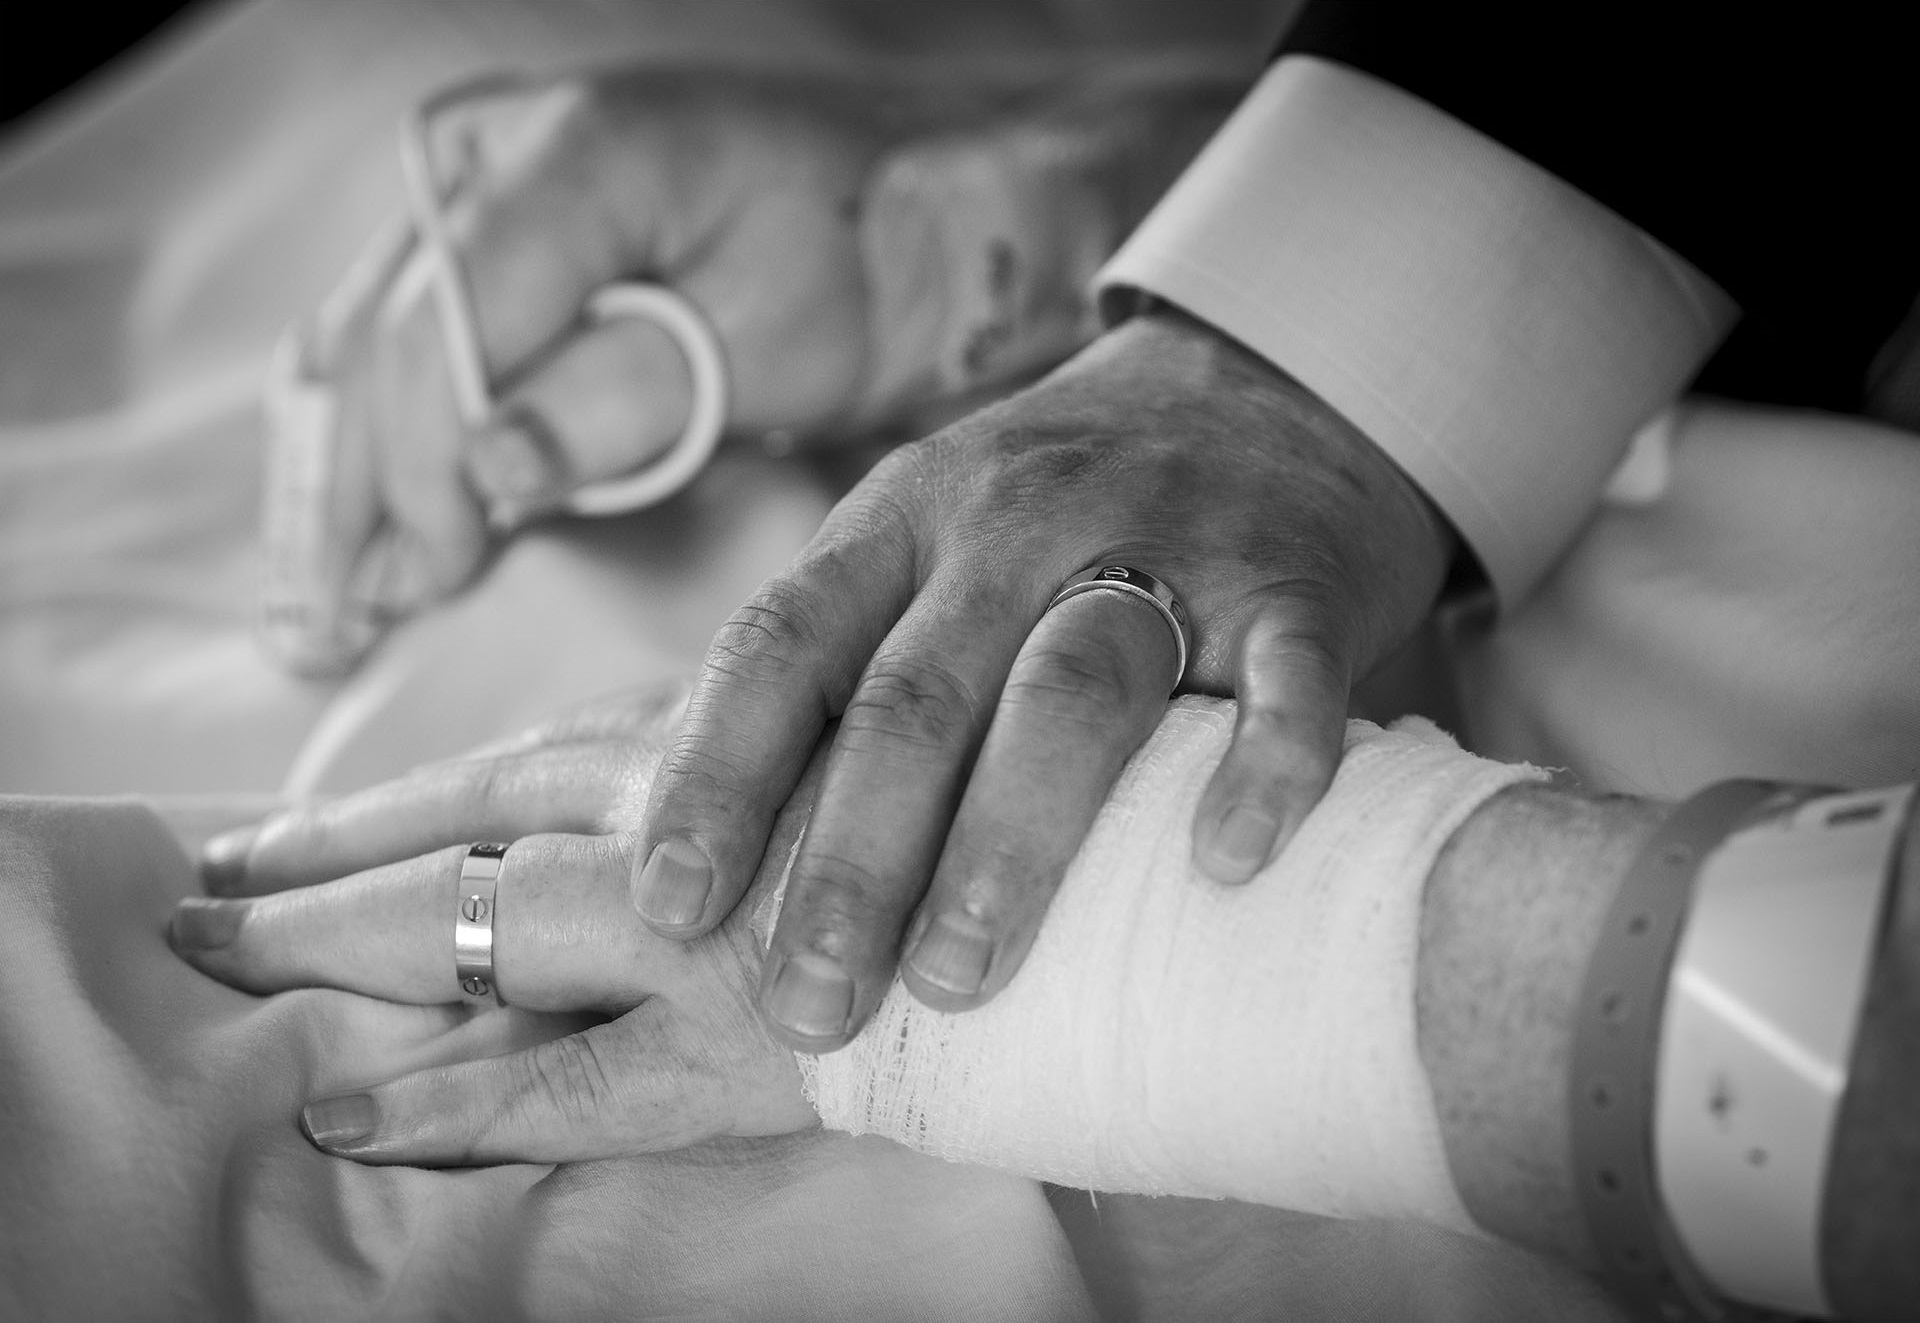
xmin=797 ymin=697 xmax=1544 ymax=1226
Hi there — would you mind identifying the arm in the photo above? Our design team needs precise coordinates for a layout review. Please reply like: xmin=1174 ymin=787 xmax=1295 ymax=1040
xmin=174 ymin=694 xmax=1920 ymax=1316
xmin=1111 ymin=0 xmax=1920 ymax=608
xmin=639 ymin=0 xmax=1892 ymax=1058
xmin=1427 ymin=782 xmax=1920 ymax=1321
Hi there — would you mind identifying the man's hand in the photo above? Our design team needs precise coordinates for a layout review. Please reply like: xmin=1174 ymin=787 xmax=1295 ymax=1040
xmin=636 ymin=305 xmax=1458 ymax=1050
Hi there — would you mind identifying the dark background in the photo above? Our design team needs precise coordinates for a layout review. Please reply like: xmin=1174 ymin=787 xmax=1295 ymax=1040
xmin=3 ymin=3 xmax=205 ymax=129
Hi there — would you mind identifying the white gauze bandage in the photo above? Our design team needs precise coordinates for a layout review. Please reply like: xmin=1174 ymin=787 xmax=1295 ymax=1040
xmin=796 ymin=697 xmax=1545 ymax=1227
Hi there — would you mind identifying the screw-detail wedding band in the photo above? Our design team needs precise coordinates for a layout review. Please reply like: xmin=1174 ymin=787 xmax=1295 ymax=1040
xmin=1046 ymin=565 xmax=1192 ymax=693
xmin=454 ymin=842 xmax=509 ymax=1004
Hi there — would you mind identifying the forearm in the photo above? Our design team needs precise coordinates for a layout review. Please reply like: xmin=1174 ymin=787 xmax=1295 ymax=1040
xmin=1419 ymin=781 xmax=1920 ymax=1320
xmin=1417 ymin=783 xmax=1666 ymax=1264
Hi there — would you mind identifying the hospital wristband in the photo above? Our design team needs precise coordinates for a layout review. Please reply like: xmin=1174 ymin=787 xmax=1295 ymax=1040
xmin=1568 ymin=779 xmax=1802 ymax=1322
xmin=1655 ymin=782 xmax=1916 ymax=1318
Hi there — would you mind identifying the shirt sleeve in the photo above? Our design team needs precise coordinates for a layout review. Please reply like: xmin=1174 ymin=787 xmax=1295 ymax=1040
xmin=1096 ymin=56 xmax=1736 ymax=608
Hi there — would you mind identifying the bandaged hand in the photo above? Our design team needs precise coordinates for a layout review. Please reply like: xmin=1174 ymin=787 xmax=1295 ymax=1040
xmin=265 ymin=58 xmax=1243 ymax=674
xmin=175 ymin=687 xmax=1920 ymax=1321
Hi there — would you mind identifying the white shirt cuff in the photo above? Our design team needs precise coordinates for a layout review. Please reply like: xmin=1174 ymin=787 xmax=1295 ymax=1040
xmin=1096 ymin=56 xmax=1736 ymax=607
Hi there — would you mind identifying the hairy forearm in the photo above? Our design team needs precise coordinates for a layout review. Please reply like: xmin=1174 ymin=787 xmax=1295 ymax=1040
xmin=1417 ymin=783 xmax=1666 ymax=1264
xmin=775 ymin=687 xmax=1915 ymax=1313
xmin=1419 ymin=781 xmax=1920 ymax=1320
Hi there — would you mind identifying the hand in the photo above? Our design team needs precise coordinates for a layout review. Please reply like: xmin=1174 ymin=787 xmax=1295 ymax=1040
xmin=635 ymin=305 xmax=1459 ymax=1051
xmin=179 ymin=683 xmax=818 ymax=1163
xmin=268 ymin=57 xmax=1242 ymax=673
xmin=273 ymin=66 xmax=956 ymax=670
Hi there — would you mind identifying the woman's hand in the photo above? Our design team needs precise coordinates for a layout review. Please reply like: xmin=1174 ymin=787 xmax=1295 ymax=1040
xmin=178 ymin=684 xmax=818 ymax=1163
xmin=269 ymin=58 xmax=1243 ymax=672
xmin=636 ymin=306 xmax=1459 ymax=1051
xmin=277 ymin=67 xmax=916 ymax=663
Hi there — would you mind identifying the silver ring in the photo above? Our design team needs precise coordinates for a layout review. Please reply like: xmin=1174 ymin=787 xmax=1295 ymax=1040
xmin=454 ymin=842 xmax=509 ymax=1004
xmin=1045 ymin=564 xmax=1191 ymax=693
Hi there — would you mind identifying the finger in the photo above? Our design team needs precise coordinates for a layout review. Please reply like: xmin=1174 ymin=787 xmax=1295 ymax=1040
xmin=464 ymin=312 xmax=695 ymax=524
xmin=898 ymin=584 xmax=1177 ymax=1011
xmin=351 ymin=82 xmax=632 ymax=614
xmin=200 ymin=743 xmax=642 ymax=896
xmin=362 ymin=251 xmax=492 ymax=613
xmin=1190 ymin=598 xmax=1351 ymax=884
xmin=631 ymin=506 xmax=918 ymax=938
xmin=759 ymin=570 xmax=1039 ymax=1050
xmin=295 ymin=1003 xmax=809 ymax=1165
xmin=173 ymin=835 xmax=671 ymax=1011
xmin=429 ymin=79 xmax=633 ymax=375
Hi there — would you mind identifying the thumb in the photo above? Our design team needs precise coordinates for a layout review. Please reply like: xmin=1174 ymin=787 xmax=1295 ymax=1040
xmin=1190 ymin=597 xmax=1352 ymax=885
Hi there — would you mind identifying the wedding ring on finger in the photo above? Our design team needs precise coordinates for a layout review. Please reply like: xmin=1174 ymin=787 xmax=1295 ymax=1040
xmin=454 ymin=842 xmax=510 ymax=1004
xmin=1045 ymin=565 xmax=1192 ymax=694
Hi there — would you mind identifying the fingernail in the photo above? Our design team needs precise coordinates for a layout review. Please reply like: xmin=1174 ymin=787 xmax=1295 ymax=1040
xmin=301 ymin=1093 xmax=376 ymax=1149
xmin=764 ymin=951 xmax=854 ymax=1040
xmin=904 ymin=911 xmax=994 ymax=996
xmin=169 ymin=898 xmax=247 ymax=951
xmin=1200 ymin=802 xmax=1281 ymax=884
xmin=467 ymin=420 xmax=549 ymax=504
xmin=636 ymin=839 xmax=712 ymax=931
xmin=200 ymin=824 xmax=260 ymax=894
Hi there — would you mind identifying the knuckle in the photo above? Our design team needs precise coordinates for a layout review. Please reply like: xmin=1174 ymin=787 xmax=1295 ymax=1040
xmin=510 ymin=1035 xmax=619 ymax=1131
xmin=654 ymin=739 xmax=759 ymax=817
xmin=1002 ymin=640 xmax=1140 ymax=729
xmin=1230 ymin=711 xmax=1338 ymax=791
xmin=863 ymin=433 xmax=943 ymax=494
xmin=705 ymin=581 xmax=819 ymax=681
xmin=982 ymin=437 xmax=1116 ymax=513
xmin=456 ymin=755 xmax=521 ymax=816
xmin=786 ymin=855 xmax=903 ymax=945
xmin=1248 ymin=572 xmax=1353 ymax=636
xmin=840 ymin=655 xmax=983 ymax=755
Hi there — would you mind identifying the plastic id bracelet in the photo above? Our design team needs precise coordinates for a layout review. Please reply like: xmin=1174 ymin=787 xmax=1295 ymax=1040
xmin=1568 ymin=779 xmax=1803 ymax=1323
xmin=1655 ymin=782 xmax=1915 ymax=1317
